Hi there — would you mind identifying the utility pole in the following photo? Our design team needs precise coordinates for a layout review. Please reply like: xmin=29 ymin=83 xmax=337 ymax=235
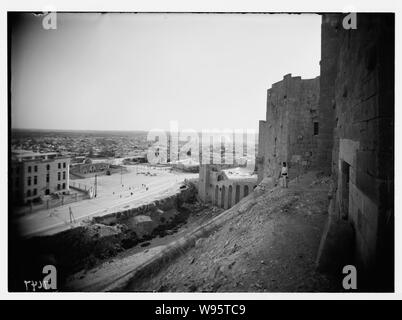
xmin=94 ymin=174 xmax=97 ymax=198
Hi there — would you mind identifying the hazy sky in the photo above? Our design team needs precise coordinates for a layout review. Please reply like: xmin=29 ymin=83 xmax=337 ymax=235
xmin=11 ymin=13 xmax=321 ymax=132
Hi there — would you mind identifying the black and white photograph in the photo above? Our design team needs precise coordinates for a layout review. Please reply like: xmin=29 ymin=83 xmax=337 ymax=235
xmin=1 ymin=0 xmax=399 ymax=303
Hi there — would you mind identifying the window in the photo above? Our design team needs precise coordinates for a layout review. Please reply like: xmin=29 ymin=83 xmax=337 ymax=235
xmin=314 ymin=122 xmax=319 ymax=135
xmin=63 ymin=162 xmax=66 ymax=168
xmin=46 ymin=174 xmax=50 ymax=183
xmin=46 ymin=164 xmax=50 ymax=170
xmin=33 ymin=189 xmax=37 ymax=196
xmin=45 ymin=189 xmax=50 ymax=195
xmin=58 ymin=172 xmax=61 ymax=181
xmin=58 ymin=163 xmax=61 ymax=169
xmin=27 ymin=177 xmax=31 ymax=186
xmin=34 ymin=165 xmax=38 ymax=172
xmin=57 ymin=184 xmax=61 ymax=190
xmin=244 ymin=185 xmax=249 ymax=197
xmin=63 ymin=171 xmax=66 ymax=179
xmin=62 ymin=183 xmax=66 ymax=189
xmin=27 ymin=190 xmax=31 ymax=197
xmin=34 ymin=176 xmax=37 ymax=185
xmin=28 ymin=166 xmax=31 ymax=173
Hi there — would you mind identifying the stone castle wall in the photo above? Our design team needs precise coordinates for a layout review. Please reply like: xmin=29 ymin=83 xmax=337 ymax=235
xmin=257 ymin=14 xmax=394 ymax=290
xmin=257 ymin=74 xmax=320 ymax=183
xmin=315 ymin=14 xmax=341 ymax=174
xmin=324 ymin=14 xmax=394 ymax=289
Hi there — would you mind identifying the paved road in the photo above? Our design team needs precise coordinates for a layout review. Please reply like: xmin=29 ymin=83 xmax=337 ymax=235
xmin=15 ymin=166 xmax=197 ymax=237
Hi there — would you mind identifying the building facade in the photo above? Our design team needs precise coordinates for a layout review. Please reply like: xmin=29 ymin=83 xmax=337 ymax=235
xmin=257 ymin=74 xmax=320 ymax=184
xmin=255 ymin=14 xmax=394 ymax=290
xmin=318 ymin=13 xmax=394 ymax=290
xmin=10 ymin=150 xmax=70 ymax=205
xmin=198 ymin=164 xmax=257 ymax=210
xmin=70 ymin=161 xmax=110 ymax=176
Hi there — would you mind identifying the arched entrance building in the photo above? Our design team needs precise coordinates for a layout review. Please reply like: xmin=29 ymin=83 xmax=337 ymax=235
xmin=198 ymin=164 xmax=257 ymax=210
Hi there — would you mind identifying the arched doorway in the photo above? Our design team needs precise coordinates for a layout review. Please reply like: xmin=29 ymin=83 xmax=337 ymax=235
xmin=244 ymin=185 xmax=249 ymax=197
xmin=228 ymin=185 xmax=233 ymax=208
xmin=235 ymin=185 xmax=240 ymax=203
xmin=215 ymin=185 xmax=219 ymax=206
xmin=221 ymin=186 xmax=226 ymax=209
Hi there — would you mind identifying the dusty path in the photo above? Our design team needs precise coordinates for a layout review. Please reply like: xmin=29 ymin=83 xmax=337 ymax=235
xmin=125 ymin=171 xmax=340 ymax=292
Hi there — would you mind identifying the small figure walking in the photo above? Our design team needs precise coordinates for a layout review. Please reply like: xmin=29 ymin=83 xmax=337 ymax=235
xmin=280 ymin=162 xmax=288 ymax=188
xmin=69 ymin=206 xmax=76 ymax=224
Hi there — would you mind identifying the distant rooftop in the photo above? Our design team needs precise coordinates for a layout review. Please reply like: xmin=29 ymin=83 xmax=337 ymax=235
xmin=11 ymin=149 xmax=68 ymax=162
xmin=222 ymin=167 xmax=257 ymax=182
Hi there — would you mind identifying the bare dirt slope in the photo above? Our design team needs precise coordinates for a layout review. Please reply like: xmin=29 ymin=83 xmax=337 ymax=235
xmin=126 ymin=171 xmax=340 ymax=292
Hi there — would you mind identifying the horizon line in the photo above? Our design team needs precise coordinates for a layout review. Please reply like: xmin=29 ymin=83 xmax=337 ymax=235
xmin=11 ymin=127 xmax=260 ymax=133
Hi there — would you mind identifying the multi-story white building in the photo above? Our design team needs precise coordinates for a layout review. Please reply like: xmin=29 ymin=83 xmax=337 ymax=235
xmin=10 ymin=150 xmax=70 ymax=205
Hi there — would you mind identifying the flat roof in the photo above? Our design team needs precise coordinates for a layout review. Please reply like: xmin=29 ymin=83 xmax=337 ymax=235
xmin=222 ymin=167 xmax=258 ymax=182
xmin=11 ymin=149 xmax=70 ymax=162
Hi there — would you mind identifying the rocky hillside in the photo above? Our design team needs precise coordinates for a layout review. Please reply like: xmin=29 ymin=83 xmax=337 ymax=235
xmin=125 ymin=172 xmax=340 ymax=292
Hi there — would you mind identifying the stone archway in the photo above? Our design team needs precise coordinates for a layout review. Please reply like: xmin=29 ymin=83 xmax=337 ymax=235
xmin=228 ymin=185 xmax=233 ymax=208
xmin=221 ymin=186 xmax=226 ymax=209
xmin=235 ymin=185 xmax=240 ymax=203
xmin=244 ymin=185 xmax=249 ymax=197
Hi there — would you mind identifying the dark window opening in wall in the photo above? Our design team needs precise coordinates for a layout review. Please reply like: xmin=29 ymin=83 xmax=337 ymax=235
xmin=27 ymin=177 xmax=31 ymax=186
xmin=314 ymin=122 xmax=319 ymax=135
xmin=63 ymin=162 xmax=66 ymax=168
xmin=45 ymin=189 xmax=50 ymax=195
xmin=235 ymin=185 xmax=240 ymax=204
xmin=28 ymin=166 xmax=31 ymax=173
xmin=62 ymin=183 xmax=66 ymax=189
xmin=58 ymin=163 xmax=61 ymax=169
xmin=221 ymin=186 xmax=226 ymax=209
xmin=46 ymin=164 xmax=50 ymax=170
xmin=63 ymin=171 xmax=66 ymax=179
xmin=34 ymin=176 xmax=37 ymax=185
xmin=34 ymin=165 xmax=38 ymax=172
xmin=244 ymin=185 xmax=249 ymax=197
xmin=57 ymin=184 xmax=60 ymax=190
xmin=341 ymin=160 xmax=350 ymax=220
xmin=46 ymin=174 xmax=49 ymax=183
xmin=33 ymin=189 xmax=37 ymax=196
xmin=27 ymin=190 xmax=31 ymax=197
xmin=58 ymin=172 xmax=61 ymax=181
xmin=228 ymin=185 xmax=233 ymax=208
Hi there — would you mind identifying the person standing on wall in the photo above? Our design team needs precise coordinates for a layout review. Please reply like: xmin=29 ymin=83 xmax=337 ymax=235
xmin=280 ymin=162 xmax=288 ymax=188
